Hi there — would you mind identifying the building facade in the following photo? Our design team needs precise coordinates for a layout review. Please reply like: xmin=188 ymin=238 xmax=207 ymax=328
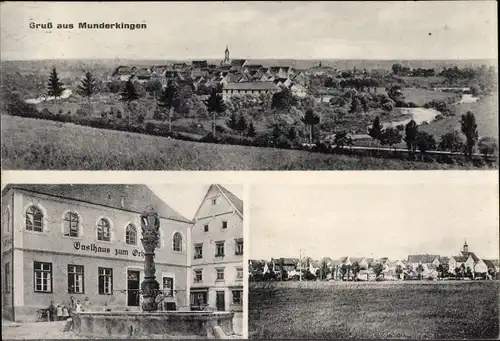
xmin=222 ymin=82 xmax=279 ymax=100
xmin=1 ymin=184 xmax=193 ymax=322
xmin=190 ymin=185 xmax=243 ymax=314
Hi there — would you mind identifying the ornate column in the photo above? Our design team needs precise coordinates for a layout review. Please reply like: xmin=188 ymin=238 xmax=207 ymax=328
xmin=140 ymin=206 xmax=160 ymax=312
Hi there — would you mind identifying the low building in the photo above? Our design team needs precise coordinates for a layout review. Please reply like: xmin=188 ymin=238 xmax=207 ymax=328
xmin=222 ymin=82 xmax=279 ymax=100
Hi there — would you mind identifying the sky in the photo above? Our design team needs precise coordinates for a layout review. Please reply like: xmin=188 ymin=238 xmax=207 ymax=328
xmin=148 ymin=184 xmax=243 ymax=220
xmin=250 ymin=181 xmax=499 ymax=261
xmin=1 ymin=1 xmax=497 ymax=60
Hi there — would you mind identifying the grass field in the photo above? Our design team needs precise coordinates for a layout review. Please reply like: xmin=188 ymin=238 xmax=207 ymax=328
xmin=402 ymin=88 xmax=459 ymax=106
xmin=249 ymin=281 xmax=500 ymax=339
xmin=2 ymin=115 xmax=479 ymax=170
xmin=421 ymin=94 xmax=499 ymax=139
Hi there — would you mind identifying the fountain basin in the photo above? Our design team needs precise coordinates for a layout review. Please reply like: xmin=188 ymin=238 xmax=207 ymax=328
xmin=72 ymin=311 xmax=235 ymax=338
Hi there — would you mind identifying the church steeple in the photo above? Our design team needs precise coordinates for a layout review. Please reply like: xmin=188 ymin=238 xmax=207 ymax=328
xmin=224 ymin=46 xmax=230 ymax=64
xmin=463 ymin=239 xmax=468 ymax=253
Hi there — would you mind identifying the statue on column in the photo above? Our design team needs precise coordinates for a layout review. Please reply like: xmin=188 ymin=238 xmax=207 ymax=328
xmin=140 ymin=206 xmax=161 ymax=311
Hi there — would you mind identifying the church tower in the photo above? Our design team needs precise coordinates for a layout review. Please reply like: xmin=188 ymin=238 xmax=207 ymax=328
xmin=463 ymin=239 xmax=468 ymax=253
xmin=224 ymin=46 xmax=230 ymax=64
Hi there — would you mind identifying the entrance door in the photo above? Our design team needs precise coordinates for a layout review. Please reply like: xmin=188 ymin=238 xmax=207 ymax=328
xmin=216 ymin=291 xmax=225 ymax=311
xmin=127 ymin=270 xmax=140 ymax=306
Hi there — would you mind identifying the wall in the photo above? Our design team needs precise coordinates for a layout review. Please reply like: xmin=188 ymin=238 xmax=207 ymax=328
xmin=1 ymin=190 xmax=14 ymax=320
xmin=8 ymin=189 xmax=191 ymax=322
xmin=16 ymin=190 xmax=190 ymax=267
xmin=190 ymin=186 xmax=243 ymax=312
xmin=17 ymin=250 xmax=187 ymax=321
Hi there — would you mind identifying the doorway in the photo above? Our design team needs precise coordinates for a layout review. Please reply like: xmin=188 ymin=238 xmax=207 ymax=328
xmin=216 ymin=291 xmax=225 ymax=311
xmin=127 ymin=270 xmax=140 ymax=306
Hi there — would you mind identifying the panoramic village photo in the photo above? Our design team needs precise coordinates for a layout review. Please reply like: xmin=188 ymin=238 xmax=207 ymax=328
xmin=1 ymin=1 xmax=498 ymax=170
xmin=248 ymin=178 xmax=499 ymax=339
xmin=1 ymin=183 xmax=244 ymax=339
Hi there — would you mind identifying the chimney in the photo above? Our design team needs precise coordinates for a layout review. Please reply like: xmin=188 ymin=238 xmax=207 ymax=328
xmin=121 ymin=196 xmax=125 ymax=208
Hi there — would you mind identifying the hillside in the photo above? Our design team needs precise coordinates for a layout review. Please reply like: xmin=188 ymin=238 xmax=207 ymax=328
xmin=0 ymin=115 xmax=477 ymax=171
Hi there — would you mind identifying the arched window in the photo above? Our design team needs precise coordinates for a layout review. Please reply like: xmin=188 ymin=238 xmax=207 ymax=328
xmin=26 ymin=206 xmax=43 ymax=232
xmin=64 ymin=212 xmax=80 ymax=237
xmin=173 ymin=232 xmax=182 ymax=252
xmin=125 ymin=224 xmax=137 ymax=245
xmin=97 ymin=218 xmax=111 ymax=241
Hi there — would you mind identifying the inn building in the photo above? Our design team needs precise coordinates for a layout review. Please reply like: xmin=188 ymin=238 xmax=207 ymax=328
xmin=190 ymin=185 xmax=243 ymax=314
xmin=1 ymin=184 xmax=241 ymax=322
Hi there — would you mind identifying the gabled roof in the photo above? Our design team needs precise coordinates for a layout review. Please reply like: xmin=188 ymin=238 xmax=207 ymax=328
xmin=216 ymin=184 xmax=243 ymax=216
xmin=192 ymin=184 xmax=243 ymax=220
xmin=192 ymin=60 xmax=208 ymax=68
xmin=407 ymin=255 xmax=439 ymax=264
xmin=5 ymin=184 xmax=192 ymax=224
xmin=231 ymin=59 xmax=246 ymax=67
xmin=112 ymin=65 xmax=135 ymax=76
xmin=452 ymin=256 xmax=468 ymax=262
xmin=460 ymin=251 xmax=480 ymax=262
xmin=483 ymin=259 xmax=497 ymax=269
xmin=223 ymin=82 xmax=279 ymax=91
xmin=350 ymin=257 xmax=365 ymax=264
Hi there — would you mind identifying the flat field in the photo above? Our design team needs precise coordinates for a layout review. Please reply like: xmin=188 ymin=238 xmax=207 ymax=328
xmin=248 ymin=281 xmax=500 ymax=339
xmin=1 ymin=115 xmax=475 ymax=170
xmin=421 ymin=93 xmax=499 ymax=139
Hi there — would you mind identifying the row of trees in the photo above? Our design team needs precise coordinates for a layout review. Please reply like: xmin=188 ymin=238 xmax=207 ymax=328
xmin=365 ymin=111 xmax=496 ymax=160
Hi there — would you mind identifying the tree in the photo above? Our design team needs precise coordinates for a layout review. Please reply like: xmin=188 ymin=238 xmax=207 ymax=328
xmin=441 ymin=263 xmax=449 ymax=278
xmin=334 ymin=131 xmax=353 ymax=149
xmin=439 ymin=131 xmax=464 ymax=153
xmin=395 ymin=265 xmax=403 ymax=280
xmin=460 ymin=111 xmax=479 ymax=161
xmin=380 ymin=127 xmax=402 ymax=149
xmin=76 ymin=71 xmax=98 ymax=116
xmin=271 ymin=88 xmax=297 ymax=111
xmin=372 ymin=263 xmax=384 ymax=278
xmin=437 ymin=264 xmax=444 ymax=278
xmin=120 ymin=79 xmax=140 ymax=126
xmin=227 ymin=112 xmax=239 ymax=130
xmin=404 ymin=119 xmax=418 ymax=155
xmin=301 ymin=109 xmax=320 ymax=144
xmin=287 ymin=126 xmax=297 ymax=141
xmin=236 ymin=115 xmax=247 ymax=136
xmin=204 ymin=88 xmax=227 ymax=136
xmin=460 ymin=264 xmax=466 ymax=279
xmin=368 ymin=116 xmax=383 ymax=147
xmin=47 ymin=66 xmax=65 ymax=111
xmin=351 ymin=262 xmax=361 ymax=281
xmin=340 ymin=264 xmax=348 ymax=281
xmin=387 ymin=85 xmax=404 ymax=102
xmin=415 ymin=131 xmax=437 ymax=153
xmin=349 ymin=97 xmax=363 ymax=114
xmin=416 ymin=264 xmax=424 ymax=280
xmin=478 ymin=137 xmax=498 ymax=158
xmin=157 ymin=81 xmax=177 ymax=132
xmin=247 ymin=122 xmax=256 ymax=137
xmin=145 ymin=80 xmax=163 ymax=100
xmin=454 ymin=267 xmax=461 ymax=279
xmin=466 ymin=266 xmax=473 ymax=279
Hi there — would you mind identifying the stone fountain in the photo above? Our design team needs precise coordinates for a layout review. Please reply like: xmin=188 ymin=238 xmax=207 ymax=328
xmin=72 ymin=207 xmax=235 ymax=339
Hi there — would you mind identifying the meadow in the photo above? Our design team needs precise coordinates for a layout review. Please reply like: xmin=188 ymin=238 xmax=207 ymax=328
xmin=420 ymin=93 xmax=499 ymax=139
xmin=248 ymin=281 xmax=500 ymax=339
xmin=0 ymin=115 xmax=477 ymax=170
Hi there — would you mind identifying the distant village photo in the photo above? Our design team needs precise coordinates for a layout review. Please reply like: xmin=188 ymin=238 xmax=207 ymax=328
xmin=250 ymin=240 xmax=499 ymax=282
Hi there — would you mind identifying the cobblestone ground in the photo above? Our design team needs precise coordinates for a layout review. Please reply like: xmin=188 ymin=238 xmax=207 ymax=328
xmin=2 ymin=316 xmax=244 ymax=339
